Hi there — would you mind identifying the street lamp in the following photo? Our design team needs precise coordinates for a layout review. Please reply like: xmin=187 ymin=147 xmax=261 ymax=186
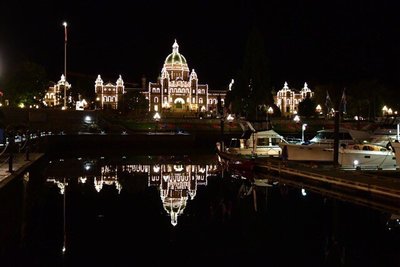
xmin=227 ymin=114 xmax=234 ymax=133
xmin=267 ymin=106 xmax=274 ymax=129
xmin=63 ymin=21 xmax=68 ymax=110
xmin=316 ymin=104 xmax=322 ymax=114
xmin=301 ymin=123 xmax=307 ymax=143
xmin=153 ymin=112 xmax=161 ymax=133
xmin=382 ymin=105 xmax=388 ymax=116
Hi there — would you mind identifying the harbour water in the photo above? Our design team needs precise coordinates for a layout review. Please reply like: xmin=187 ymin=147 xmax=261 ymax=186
xmin=1 ymin=150 xmax=399 ymax=267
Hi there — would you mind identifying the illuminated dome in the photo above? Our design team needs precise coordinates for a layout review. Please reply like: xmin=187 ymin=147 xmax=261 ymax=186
xmin=164 ymin=39 xmax=188 ymax=65
xmin=163 ymin=39 xmax=190 ymax=81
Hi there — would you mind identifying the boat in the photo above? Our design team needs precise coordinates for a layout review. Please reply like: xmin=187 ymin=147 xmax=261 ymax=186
xmin=225 ymin=128 xmax=288 ymax=158
xmin=279 ymin=128 xmax=371 ymax=162
xmin=389 ymin=140 xmax=400 ymax=167
xmin=338 ymin=143 xmax=397 ymax=170
xmin=368 ymin=118 xmax=399 ymax=147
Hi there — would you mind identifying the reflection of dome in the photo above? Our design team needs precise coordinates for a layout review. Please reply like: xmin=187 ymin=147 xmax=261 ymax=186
xmin=164 ymin=39 xmax=188 ymax=65
xmin=162 ymin=197 xmax=188 ymax=226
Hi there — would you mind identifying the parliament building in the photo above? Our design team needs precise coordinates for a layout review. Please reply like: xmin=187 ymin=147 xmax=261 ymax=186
xmin=147 ymin=40 xmax=225 ymax=114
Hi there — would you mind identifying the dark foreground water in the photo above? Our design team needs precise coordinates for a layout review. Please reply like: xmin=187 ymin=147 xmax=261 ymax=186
xmin=1 ymin=152 xmax=400 ymax=267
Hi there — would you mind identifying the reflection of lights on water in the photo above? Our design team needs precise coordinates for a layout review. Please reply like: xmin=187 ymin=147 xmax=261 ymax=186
xmin=386 ymin=216 xmax=400 ymax=231
xmin=301 ymin=188 xmax=307 ymax=196
xmin=173 ymin=165 xmax=184 ymax=172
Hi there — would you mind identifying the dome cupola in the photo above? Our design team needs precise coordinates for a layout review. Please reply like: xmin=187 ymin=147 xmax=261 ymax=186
xmin=163 ymin=39 xmax=190 ymax=80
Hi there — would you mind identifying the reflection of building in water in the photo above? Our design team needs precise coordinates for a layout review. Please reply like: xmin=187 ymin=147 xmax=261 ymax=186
xmin=46 ymin=159 xmax=218 ymax=226
xmin=94 ymin=165 xmax=122 ymax=193
xmin=146 ymin=163 xmax=215 ymax=226
xmin=47 ymin=178 xmax=68 ymax=194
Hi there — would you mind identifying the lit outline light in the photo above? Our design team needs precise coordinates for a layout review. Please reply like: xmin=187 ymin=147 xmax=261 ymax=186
xmin=153 ymin=112 xmax=161 ymax=121
xmin=153 ymin=165 xmax=160 ymax=173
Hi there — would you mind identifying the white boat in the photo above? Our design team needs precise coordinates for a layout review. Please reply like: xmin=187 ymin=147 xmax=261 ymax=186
xmin=280 ymin=128 xmax=371 ymax=162
xmin=226 ymin=129 xmax=288 ymax=158
xmin=389 ymin=141 xmax=400 ymax=167
xmin=338 ymin=143 xmax=397 ymax=170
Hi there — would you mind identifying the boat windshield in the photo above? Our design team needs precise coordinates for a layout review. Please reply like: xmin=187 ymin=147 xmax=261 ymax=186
xmin=312 ymin=131 xmax=353 ymax=142
xmin=229 ymin=138 xmax=241 ymax=148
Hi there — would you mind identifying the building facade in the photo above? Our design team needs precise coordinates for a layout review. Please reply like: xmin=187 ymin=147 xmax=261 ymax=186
xmin=147 ymin=40 xmax=225 ymax=114
xmin=95 ymin=75 xmax=125 ymax=110
xmin=43 ymin=74 xmax=71 ymax=107
xmin=274 ymin=82 xmax=314 ymax=117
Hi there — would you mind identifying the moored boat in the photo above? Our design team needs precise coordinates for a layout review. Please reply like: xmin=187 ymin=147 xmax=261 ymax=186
xmin=279 ymin=128 xmax=371 ymax=162
xmin=338 ymin=143 xmax=397 ymax=170
xmin=226 ymin=129 xmax=288 ymax=158
xmin=389 ymin=141 xmax=400 ymax=168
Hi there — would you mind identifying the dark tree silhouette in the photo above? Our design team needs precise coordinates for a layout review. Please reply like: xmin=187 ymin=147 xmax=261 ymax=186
xmin=298 ymin=96 xmax=317 ymax=118
xmin=227 ymin=23 xmax=272 ymax=120
xmin=2 ymin=60 xmax=48 ymax=107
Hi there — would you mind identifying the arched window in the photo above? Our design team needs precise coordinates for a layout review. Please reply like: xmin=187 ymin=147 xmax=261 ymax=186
xmin=154 ymin=97 xmax=158 ymax=103
xmin=199 ymin=98 xmax=203 ymax=104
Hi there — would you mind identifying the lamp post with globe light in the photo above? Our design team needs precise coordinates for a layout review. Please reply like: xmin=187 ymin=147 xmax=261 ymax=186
xmin=226 ymin=114 xmax=234 ymax=133
xmin=301 ymin=123 xmax=307 ymax=143
xmin=267 ymin=106 xmax=274 ymax=129
xmin=153 ymin=112 xmax=161 ymax=133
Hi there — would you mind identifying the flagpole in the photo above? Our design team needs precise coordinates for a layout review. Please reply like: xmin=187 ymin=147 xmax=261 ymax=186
xmin=63 ymin=21 xmax=68 ymax=110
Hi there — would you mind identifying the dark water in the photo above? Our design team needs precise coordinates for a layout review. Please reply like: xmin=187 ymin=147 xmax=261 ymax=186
xmin=2 ymin=152 xmax=400 ymax=267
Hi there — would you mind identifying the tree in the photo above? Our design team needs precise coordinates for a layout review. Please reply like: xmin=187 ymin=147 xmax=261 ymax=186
xmin=228 ymin=23 xmax=272 ymax=120
xmin=2 ymin=61 xmax=48 ymax=107
xmin=121 ymin=90 xmax=148 ymax=115
xmin=298 ymin=96 xmax=317 ymax=118
xmin=217 ymin=95 xmax=223 ymax=115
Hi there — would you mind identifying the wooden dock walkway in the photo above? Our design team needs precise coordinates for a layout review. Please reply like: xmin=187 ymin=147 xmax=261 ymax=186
xmin=0 ymin=153 xmax=45 ymax=189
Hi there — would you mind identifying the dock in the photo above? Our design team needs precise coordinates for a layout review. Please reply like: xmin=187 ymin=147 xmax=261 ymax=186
xmin=217 ymin=150 xmax=400 ymax=214
xmin=0 ymin=153 xmax=45 ymax=189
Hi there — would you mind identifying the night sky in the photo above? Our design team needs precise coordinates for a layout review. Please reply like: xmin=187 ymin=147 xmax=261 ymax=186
xmin=0 ymin=0 xmax=399 ymax=91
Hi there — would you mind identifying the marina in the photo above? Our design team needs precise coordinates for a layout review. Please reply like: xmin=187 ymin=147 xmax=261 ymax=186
xmin=218 ymin=147 xmax=400 ymax=213
xmin=0 ymin=132 xmax=398 ymax=266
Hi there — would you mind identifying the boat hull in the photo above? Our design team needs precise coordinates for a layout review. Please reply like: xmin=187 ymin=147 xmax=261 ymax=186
xmin=225 ymin=146 xmax=282 ymax=158
xmin=339 ymin=148 xmax=397 ymax=170
xmin=281 ymin=143 xmax=334 ymax=162
xmin=390 ymin=141 xmax=400 ymax=167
